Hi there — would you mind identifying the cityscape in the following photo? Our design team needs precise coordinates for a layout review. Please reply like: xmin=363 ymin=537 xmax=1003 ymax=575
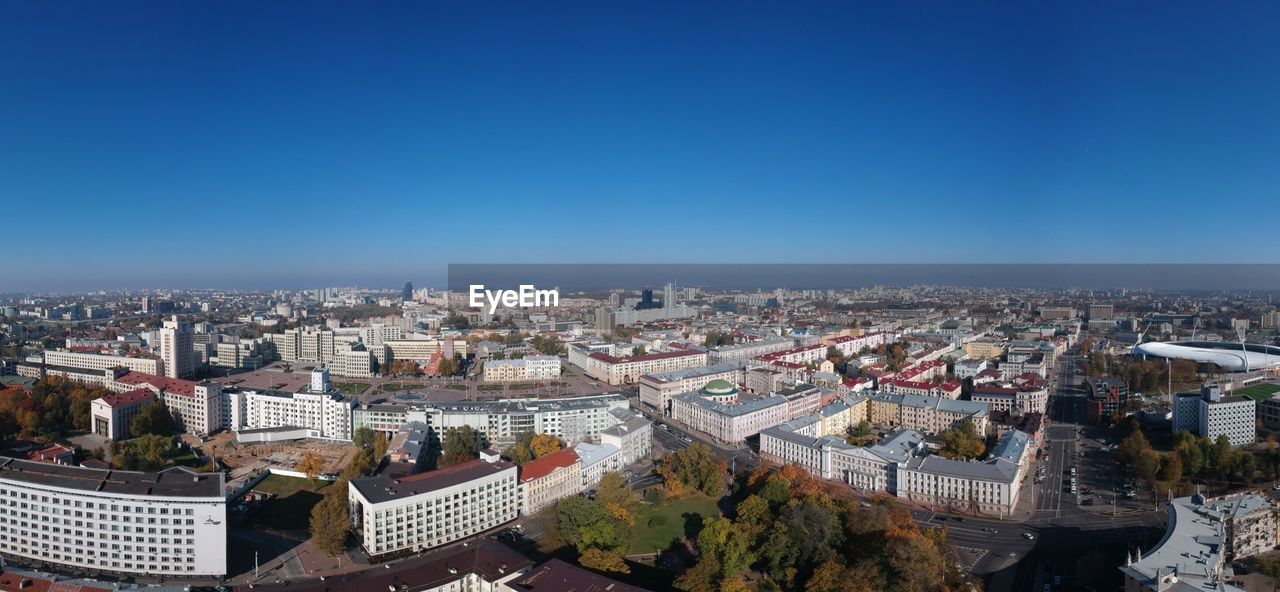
xmin=4 ymin=2 xmax=1280 ymax=592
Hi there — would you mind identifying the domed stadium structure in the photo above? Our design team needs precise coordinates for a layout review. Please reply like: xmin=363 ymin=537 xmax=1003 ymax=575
xmin=1134 ymin=341 xmax=1280 ymax=373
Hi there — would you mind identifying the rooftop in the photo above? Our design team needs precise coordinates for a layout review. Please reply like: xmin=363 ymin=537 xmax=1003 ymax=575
xmin=519 ymin=448 xmax=580 ymax=483
xmin=352 ymin=459 xmax=516 ymax=505
xmin=0 ymin=457 xmax=224 ymax=498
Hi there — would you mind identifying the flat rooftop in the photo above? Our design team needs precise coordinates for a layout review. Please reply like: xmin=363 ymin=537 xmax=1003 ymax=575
xmin=352 ymin=459 xmax=516 ymax=505
xmin=0 ymin=456 xmax=225 ymax=498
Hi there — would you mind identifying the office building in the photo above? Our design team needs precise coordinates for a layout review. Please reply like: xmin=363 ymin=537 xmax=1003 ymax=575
xmin=89 ymin=389 xmax=157 ymax=440
xmin=0 ymin=459 xmax=227 ymax=577
xmin=348 ymin=458 xmax=519 ymax=557
xmin=41 ymin=350 xmax=164 ymax=377
xmin=599 ymin=411 xmax=653 ymax=465
xmin=580 ymin=348 xmax=707 ymax=386
xmin=895 ymin=430 xmax=1029 ymax=516
xmin=638 ymin=361 xmax=746 ymax=414
xmin=113 ymin=372 xmax=223 ymax=436
xmin=160 ymin=316 xmax=195 ymax=379
xmin=669 ymin=383 xmax=822 ymax=443
xmin=483 ymin=355 xmax=562 ymax=382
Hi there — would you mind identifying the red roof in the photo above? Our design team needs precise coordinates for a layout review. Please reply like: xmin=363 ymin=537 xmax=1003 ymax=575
xmin=519 ymin=448 xmax=580 ymax=483
xmin=114 ymin=371 xmax=198 ymax=397
xmin=98 ymin=388 xmax=157 ymax=408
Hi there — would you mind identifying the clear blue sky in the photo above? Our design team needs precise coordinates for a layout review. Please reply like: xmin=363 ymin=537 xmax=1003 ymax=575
xmin=3 ymin=2 xmax=1278 ymax=291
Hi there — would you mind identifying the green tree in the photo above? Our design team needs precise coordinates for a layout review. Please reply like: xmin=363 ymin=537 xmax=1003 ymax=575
xmin=555 ymin=496 xmax=617 ymax=552
xmin=657 ymin=443 xmax=727 ymax=496
xmin=440 ymin=425 xmax=482 ymax=467
xmin=939 ymin=420 xmax=986 ymax=461
xmin=696 ymin=517 xmax=756 ymax=576
xmin=352 ymin=427 xmax=375 ymax=451
xmin=675 ymin=557 xmax=722 ymax=592
xmin=129 ymin=401 xmax=175 ymax=437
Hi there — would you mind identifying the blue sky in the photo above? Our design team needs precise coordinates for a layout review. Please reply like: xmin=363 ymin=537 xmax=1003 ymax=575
xmin=2 ymin=2 xmax=1278 ymax=291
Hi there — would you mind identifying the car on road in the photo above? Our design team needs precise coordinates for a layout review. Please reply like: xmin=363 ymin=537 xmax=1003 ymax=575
xmin=1023 ymin=532 xmax=1035 ymax=540
xmin=983 ymin=527 xmax=998 ymax=533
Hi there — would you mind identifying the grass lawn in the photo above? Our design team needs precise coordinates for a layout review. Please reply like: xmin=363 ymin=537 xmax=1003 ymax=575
xmin=1235 ymin=383 xmax=1280 ymax=402
xmin=250 ymin=474 xmax=332 ymax=530
xmin=380 ymin=383 xmax=417 ymax=391
xmin=446 ymin=384 xmax=468 ymax=390
xmin=509 ymin=382 xmax=537 ymax=390
xmin=478 ymin=384 xmax=505 ymax=391
xmin=333 ymin=382 xmax=370 ymax=395
xmin=624 ymin=494 xmax=721 ymax=555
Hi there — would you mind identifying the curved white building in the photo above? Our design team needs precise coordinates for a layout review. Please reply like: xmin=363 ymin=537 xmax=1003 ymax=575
xmin=0 ymin=458 xmax=227 ymax=578
xmin=1135 ymin=341 xmax=1280 ymax=373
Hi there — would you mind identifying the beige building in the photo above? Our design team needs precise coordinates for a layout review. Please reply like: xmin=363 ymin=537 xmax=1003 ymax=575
xmin=160 ymin=316 xmax=195 ymax=378
xmin=582 ymin=349 xmax=708 ymax=385
xmin=519 ymin=448 xmax=582 ymax=515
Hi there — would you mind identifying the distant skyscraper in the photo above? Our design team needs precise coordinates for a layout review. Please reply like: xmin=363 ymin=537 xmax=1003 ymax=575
xmin=663 ymin=283 xmax=675 ymax=309
xmin=636 ymin=289 xmax=660 ymax=310
xmin=141 ymin=296 xmax=151 ymax=313
xmin=161 ymin=315 xmax=194 ymax=379
xmin=402 ymin=281 xmax=413 ymax=302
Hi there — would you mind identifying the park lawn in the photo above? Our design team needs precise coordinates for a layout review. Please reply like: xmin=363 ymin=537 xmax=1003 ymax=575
xmin=250 ymin=474 xmax=332 ymax=530
xmin=478 ymin=384 xmax=505 ymax=391
xmin=624 ymin=494 xmax=722 ymax=555
xmin=1235 ymin=383 xmax=1280 ymax=402
xmin=334 ymin=382 xmax=370 ymax=395
xmin=446 ymin=384 xmax=468 ymax=390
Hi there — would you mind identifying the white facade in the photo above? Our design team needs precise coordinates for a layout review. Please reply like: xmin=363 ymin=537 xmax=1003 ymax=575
xmin=42 ymin=350 xmax=164 ymax=376
xmin=574 ymin=442 xmax=622 ymax=488
xmin=0 ymin=459 xmax=227 ymax=577
xmin=348 ymin=460 xmax=519 ymax=557
xmin=231 ymin=389 xmax=355 ymax=441
xmin=160 ymin=316 xmax=194 ymax=379
xmin=599 ymin=413 xmax=653 ymax=465
xmin=483 ymin=355 xmax=562 ymax=382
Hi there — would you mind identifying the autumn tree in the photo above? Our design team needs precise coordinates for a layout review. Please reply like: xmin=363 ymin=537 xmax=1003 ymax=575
xmin=130 ymin=401 xmax=175 ymax=437
xmin=309 ymin=492 xmax=349 ymax=557
xmin=657 ymin=443 xmax=727 ymax=497
xmin=939 ymin=420 xmax=985 ymax=460
xmin=578 ymin=547 xmax=630 ymax=574
xmin=530 ymin=433 xmax=563 ymax=458
xmin=299 ymin=450 xmax=325 ymax=484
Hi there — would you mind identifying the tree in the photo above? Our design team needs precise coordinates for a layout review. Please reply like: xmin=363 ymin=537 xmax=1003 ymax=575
xmin=657 ymin=443 xmax=727 ymax=496
xmin=853 ymin=420 xmax=872 ymax=438
xmin=309 ymin=492 xmax=349 ymax=557
xmin=675 ymin=557 xmax=722 ymax=592
xmin=440 ymin=425 xmax=482 ymax=467
xmin=579 ymin=547 xmax=630 ymax=574
xmin=129 ymin=401 xmax=175 ymax=437
xmin=531 ymin=433 xmax=563 ymax=458
xmin=374 ymin=431 xmax=389 ymax=459
xmin=734 ymin=495 xmax=771 ymax=536
xmin=597 ymin=472 xmax=639 ymax=525
xmin=555 ymin=496 xmax=617 ymax=552
xmin=939 ymin=420 xmax=985 ymax=461
xmin=299 ymin=450 xmax=325 ymax=484
xmin=504 ymin=442 xmax=535 ymax=465
xmin=342 ymin=448 xmax=377 ymax=479
xmin=885 ymin=532 xmax=944 ymax=592
xmin=696 ymin=518 xmax=755 ymax=576
xmin=352 ymin=427 xmax=375 ymax=451
xmin=1257 ymin=556 xmax=1280 ymax=592
xmin=806 ymin=560 xmax=850 ymax=592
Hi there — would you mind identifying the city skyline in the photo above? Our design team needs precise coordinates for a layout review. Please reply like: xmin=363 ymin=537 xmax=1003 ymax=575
xmin=4 ymin=2 xmax=1280 ymax=291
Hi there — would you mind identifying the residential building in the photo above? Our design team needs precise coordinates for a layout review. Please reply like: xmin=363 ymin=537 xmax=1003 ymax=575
xmin=573 ymin=441 xmax=622 ymax=488
xmin=1206 ymin=494 xmax=1277 ymax=560
xmin=581 ymin=349 xmax=708 ymax=385
xmin=1172 ymin=384 xmax=1256 ymax=447
xmin=870 ymin=393 xmax=990 ymax=435
xmin=599 ymin=411 xmax=653 ymax=465
xmin=895 ymin=430 xmax=1029 ymax=516
xmin=348 ymin=458 xmax=519 ymax=557
xmin=1085 ymin=377 xmax=1129 ymax=424
xmin=519 ymin=448 xmax=582 ymax=515
xmin=351 ymin=393 xmax=631 ymax=446
xmin=0 ymin=458 xmax=227 ymax=577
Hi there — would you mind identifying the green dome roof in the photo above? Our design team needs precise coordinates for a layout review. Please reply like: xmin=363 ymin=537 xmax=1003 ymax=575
xmin=701 ymin=379 xmax=737 ymax=395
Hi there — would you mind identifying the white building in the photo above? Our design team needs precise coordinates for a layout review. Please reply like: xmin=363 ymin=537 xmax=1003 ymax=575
xmin=89 ymin=389 xmax=157 ymax=440
xmin=42 ymin=350 xmax=164 ymax=377
xmin=0 ymin=458 xmax=227 ymax=577
xmin=348 ymin=458 xmax=519 ymax=557
xmin=574 ymin=441 xmax=622 ymax=488
xmin=895 ymin=430 xmax=1029 ymax=516
xmin=1120 ymin=493 xmax=1247 ymax=592
xmin=160 ymin=316 xmax=195 ymax=379
xmin=1172 ymin=385 xmax=1256 ymax=448
xmin=638 ymin=361 xmax=746 ymax=414
xmin=113 ymin=373 xmax=223 ymax=436
xmin=599 ymin=411 xmax=653 ymax=465
xmin=669 ymin=382 xmax=823 ymax=444
xmin=581 ymin=349 xmax=708 ymax=386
